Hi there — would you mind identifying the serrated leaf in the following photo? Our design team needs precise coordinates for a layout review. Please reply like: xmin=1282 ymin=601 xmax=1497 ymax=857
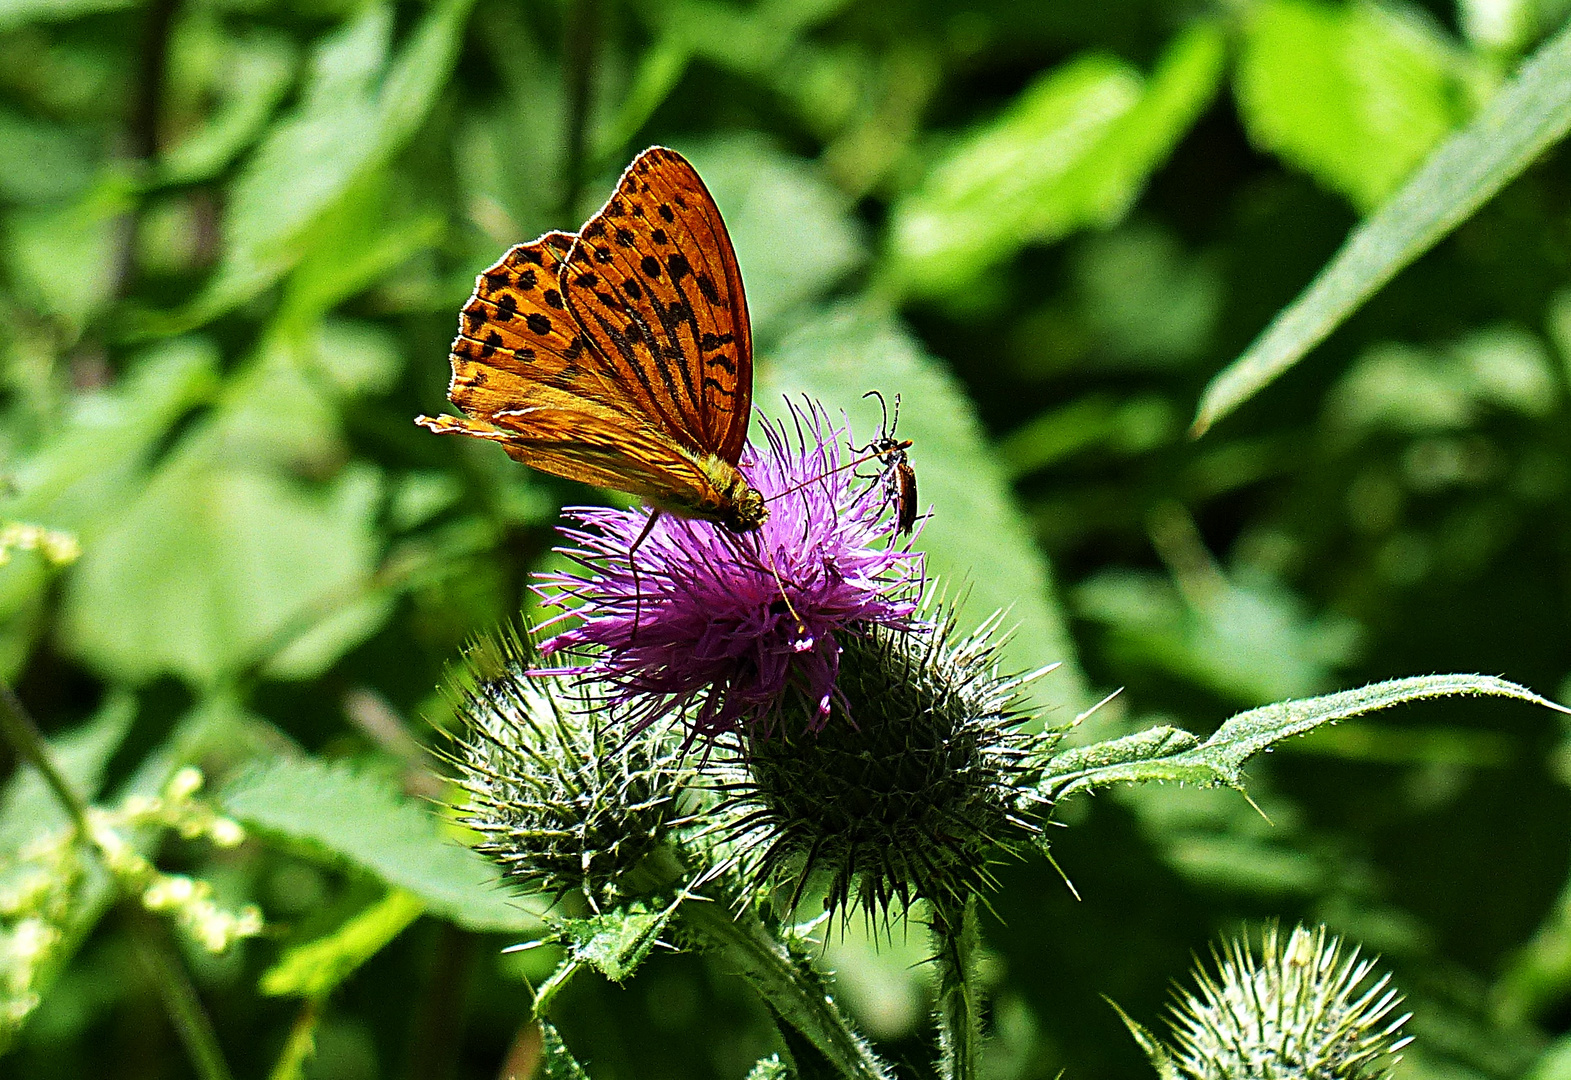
xmin=549 ymin=894 xmax=685 ymax=984
xmin=220 ymin=757 xmax=541 ymax=934
xmin=260 ymin=890 xmax=424 ymax=999
xmin=760 ymin=304 xmax=1086 ymax=717
xmin=1235 ymin=0 xmax=1469 ymax=212
xmin=1041 ymin=674 xmax=1565 ymax=799
xmin=540 ymin=1021 xmax=591 ymax=1080
xmin=887 ymin=24 xmax=1225 ymax=296
xmin=1193 ymin=17 xmax=1571 ymax=434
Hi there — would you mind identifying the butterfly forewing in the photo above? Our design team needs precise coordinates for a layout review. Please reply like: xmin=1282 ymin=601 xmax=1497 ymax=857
xmin=449 ymin=232 xmax=624 ymax=416
xmin=561 ymin=147 xmax=754 ymax=465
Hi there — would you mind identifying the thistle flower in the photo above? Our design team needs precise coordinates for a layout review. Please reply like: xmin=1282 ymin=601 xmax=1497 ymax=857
xmin=713 ymin=605 xmax=1055 ymax=919
xmin=447 ymin=626 xmax=698 ymax=909
xmin=534 ymin=402 xmax=924 ymax=742
xmin=1120 ymin=922 xmax=1412 ymax=1080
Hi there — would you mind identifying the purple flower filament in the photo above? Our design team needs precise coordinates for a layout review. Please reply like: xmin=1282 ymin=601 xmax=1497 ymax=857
xmin=535 ymin=401 xmax=925 ymax=742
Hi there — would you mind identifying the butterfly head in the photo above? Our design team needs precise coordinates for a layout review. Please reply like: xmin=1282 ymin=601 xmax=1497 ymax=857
xmin=720 ymin=483 xmax=768 ymax=532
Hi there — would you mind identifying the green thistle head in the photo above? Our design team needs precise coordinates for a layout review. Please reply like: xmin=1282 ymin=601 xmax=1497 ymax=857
xmin=713 ymin=608 xmax=1055 ymax=920
xmin=446 ymin=626 xmax=697 ymax=910
xmin=1121 ymin=922 xmax=1411 ymax=1080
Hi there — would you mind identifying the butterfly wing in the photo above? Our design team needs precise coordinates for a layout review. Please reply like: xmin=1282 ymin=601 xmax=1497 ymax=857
xmin=559 ymin=147 xmax=754 ymax=465
xmin=420 ymin=384 xmax=718 ymax=506
xmin=423 ymin=231 xmax=719 ymax=506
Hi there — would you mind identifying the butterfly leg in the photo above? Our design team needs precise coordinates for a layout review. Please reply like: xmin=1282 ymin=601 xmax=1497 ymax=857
xmin=627 ymin=509 xmax=662 ymax=641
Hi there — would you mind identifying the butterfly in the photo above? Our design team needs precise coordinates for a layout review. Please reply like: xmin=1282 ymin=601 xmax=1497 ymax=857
xmin=416 ymin=146 xmax=766 ymax=535
xmin=854 ymin=390 xmax=918 ymax=536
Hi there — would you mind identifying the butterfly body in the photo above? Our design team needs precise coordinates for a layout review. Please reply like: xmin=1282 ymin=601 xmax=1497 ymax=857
xmin=417 ymin=148 xmax=767 ymax=532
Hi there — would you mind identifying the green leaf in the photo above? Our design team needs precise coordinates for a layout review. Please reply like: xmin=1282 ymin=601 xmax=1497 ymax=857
xmin=886 ymin=23 xmax=1225 ymax=297
xmin=1041 ymin=674 xmax=1566 ymax=799
xmin=59 ymin=459 xmax=383 ymax=688
xmin=220 ymin=757 xmax=542 ymax=934
xmin=1235 ymin=0 xmax=1470 ymax=212
xmin=138 ymin=0 xmax=475 ymax=335
xmin=0 ymin=107 xmax=100 ymax=203
xmin=260 ymin=890 xmax=424 ymax=999
xmin=539 ymin=1021 xmax=591 ymax=1080
xmin=3 ymin=185 xmax=127 ymax=332
xmin=0 ymin=691 xmax=134 ymax=853
xmin=1193 ymin=17 xmax=1571 ymax=435
xmin=543 ymin=894 xmax=686 ymax=985
xmin=759 ymin=304 xmax=1087 ymax=717
xmin=0 ymin=0 xmax=130 ymax=32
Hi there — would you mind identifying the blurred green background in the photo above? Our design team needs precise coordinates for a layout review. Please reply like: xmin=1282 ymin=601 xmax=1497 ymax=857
xmin=5 ymin=0 xmax=1571 ymax=1076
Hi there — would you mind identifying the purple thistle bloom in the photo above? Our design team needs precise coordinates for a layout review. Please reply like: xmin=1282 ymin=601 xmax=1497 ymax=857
xmin=533 ymin=401 xmax=925 ymax=742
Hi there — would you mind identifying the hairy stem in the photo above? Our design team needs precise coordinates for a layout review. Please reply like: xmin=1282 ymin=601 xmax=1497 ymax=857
xmin=680 ymin=899 xmax=891 ymax=1080
xmin=132 ymin=916 xmax=237 ymax=1080
xmin=931 ymin=898 xmax=983 ymax=1080
xmin=0 ymin=679 xmax=91 ymax=836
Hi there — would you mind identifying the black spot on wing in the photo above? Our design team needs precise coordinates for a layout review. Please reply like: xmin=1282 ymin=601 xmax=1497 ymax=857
xmin=641 ymin=255 xmax=662 ymax=279
xmin=526 ymin=313 xmax=552 ymax=335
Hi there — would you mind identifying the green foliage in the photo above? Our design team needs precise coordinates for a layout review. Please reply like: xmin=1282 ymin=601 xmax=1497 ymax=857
xmin=1196 ymin=15 xmax=1571 ymax=433
xmin=1235 ymin=0 xmax=1473 ymax=212
xmin=220 ymin=757 xmax=540 ymax=933
xmin=5 ymin=0 xmax=1571 ymax=1076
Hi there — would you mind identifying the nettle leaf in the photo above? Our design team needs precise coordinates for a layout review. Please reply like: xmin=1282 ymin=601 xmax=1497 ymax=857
xmin=1194 ymin=17 xmax=1571 ymax=435
xmin=1235 ymin=0 xmax=1471 ymax=212
xmin=1041 ymin=674 xmax=1566 ymax=799
xmin=220 ymin=757 xmax=541 ymax=934
xmin=760 ymin=304 xmax=1087 ymax=717
xmin=886 ymin=23 xmax=1225 ymax=297
xmin=260 ymin=889 xmax=424 ymax=1000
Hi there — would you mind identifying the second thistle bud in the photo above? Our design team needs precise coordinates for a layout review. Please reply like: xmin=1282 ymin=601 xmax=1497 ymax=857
xmin=716 ymin=608 xmax=1055 ymax=919
xmin=448 ymin=628 xmax=697 ymax=909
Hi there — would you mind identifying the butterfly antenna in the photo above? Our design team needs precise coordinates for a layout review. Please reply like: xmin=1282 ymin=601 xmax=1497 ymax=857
xmin=627 ymin=509 xmax=662 ymax=641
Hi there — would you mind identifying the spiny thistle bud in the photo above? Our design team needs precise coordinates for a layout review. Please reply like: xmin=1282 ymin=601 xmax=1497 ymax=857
xmin=1122 ymin=922 xmax=1411 ymax=1080
xmin=713 ymin=606 xmax=1056 ymax=919
xmin=446 ymin=626 xmax=698 ymax=910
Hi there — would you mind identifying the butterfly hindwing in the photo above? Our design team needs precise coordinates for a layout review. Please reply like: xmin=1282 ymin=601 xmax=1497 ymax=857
xmin=560 ymin=147 xmax=754 ymax=465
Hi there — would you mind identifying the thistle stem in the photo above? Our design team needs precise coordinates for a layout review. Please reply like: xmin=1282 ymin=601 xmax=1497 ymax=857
xmin=931 ymin=897 xmax=983 ymax=1080
xmin=680 ymin=899 xmax=891 ymax=1080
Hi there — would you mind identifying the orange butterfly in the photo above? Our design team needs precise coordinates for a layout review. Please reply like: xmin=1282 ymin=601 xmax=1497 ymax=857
xmin=416 ymin=147 xmax=767 ymax=534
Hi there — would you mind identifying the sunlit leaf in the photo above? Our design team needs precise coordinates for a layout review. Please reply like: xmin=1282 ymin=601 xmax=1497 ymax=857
xmin=221 ymin=757 xmax=542 ymax=934
xmin=153 ymin=32 xmax=298 ymax=188
xmin=0 ymin=0 xmax=129 ymax=32
xmin=260 ymin=890 xmax=424 ymax=999
xmin=1193 ymin=17 xmax=1571 ymax=434
xmin=886 ymin=23 xmax=1225 ymax=297
xmin=760 ymin=303 xmax=1087 ymax=716
xmin=1236 ymin=0 xmax=1471 ymax=212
